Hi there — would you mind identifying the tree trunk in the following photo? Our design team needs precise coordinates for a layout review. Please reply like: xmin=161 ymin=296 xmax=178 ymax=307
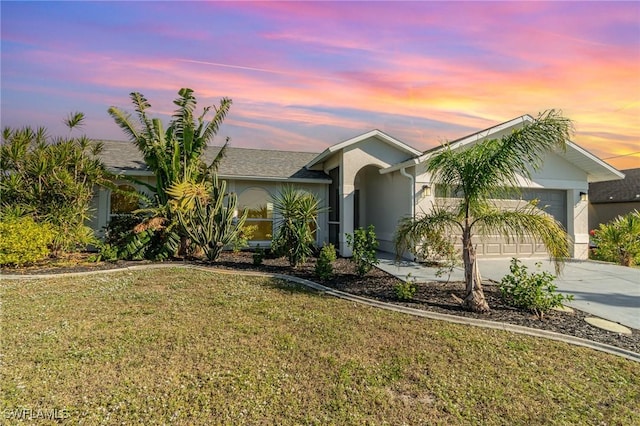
xmin=462 ymin=228 xmax=490 ymax=313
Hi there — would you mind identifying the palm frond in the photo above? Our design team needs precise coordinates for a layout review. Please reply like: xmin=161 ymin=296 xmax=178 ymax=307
xmin=63 ymin=112 xmax=85 ymax=131
xmin=394 ymin=206 xmax=462 ymax=259
xmin=428 ymin=110 xmax=573 ymax=205
xmin=200 ymin=97 xmax=232 ymax=147
xmin=107 ymin=106 xmax=140 ymax=144
xmin=474 ymin=202 xmax=571 ymax=272
xmin=207 ymin=138 xmax=229 ymax=175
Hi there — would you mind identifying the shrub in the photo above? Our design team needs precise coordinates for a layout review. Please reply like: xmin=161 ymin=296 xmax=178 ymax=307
xmin=253 ymin=246 xmax=265 ymax=266
xmin=1 ymin=115 xmax=111 ymax=255
xmin=395 ymin=273 xmax=417 ymax=300
xmin=315 ymin=243 xmax=337 ymax=280
xmin=590 ymin=210 xmax=640 ymax=266
xmin=499 ymin=258 xmax=573 ymax=320
xmin=0 ymin=217 xmax=55 ymax=266
xmin=346 ymin=225 xmax=379 ymax=277
xmin=232 ymin=224 xmax=257 ymax=253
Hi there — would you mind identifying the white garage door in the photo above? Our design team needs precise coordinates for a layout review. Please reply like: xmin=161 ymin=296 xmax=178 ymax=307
xmin=473 ymin=189 xmax=567 ymax=258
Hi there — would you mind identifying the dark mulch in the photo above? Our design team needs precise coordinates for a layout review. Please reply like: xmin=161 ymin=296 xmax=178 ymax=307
xmin=3 ymin=251 xmax=638 ymax=354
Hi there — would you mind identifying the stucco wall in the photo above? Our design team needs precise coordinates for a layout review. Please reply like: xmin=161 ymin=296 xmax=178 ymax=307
xmin=90 ymin=177 xmax=328 ymax=247
xmin=354 ymin=166 xmax=411 ymax=253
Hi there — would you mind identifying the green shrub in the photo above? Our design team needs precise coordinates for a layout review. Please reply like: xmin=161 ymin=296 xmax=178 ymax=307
xmin=395 ymin=273 xmax=417 ymax=300
xmin=0 ymin=217 xmax=55 ymax=266
xmin=590 ymin=210 xmax=640 ymax=266
xmin=499 ymin=258 xmax=573 ymax=319
xmin=253 ymin=246 xmax=265 ymax=266
xmin=346 ymin=225 xmax=379 ymax=277
xmin=1 ymin=115 xmax=111 ymax=255
xmin=315 ymin=243 xmax=337 ymax=280
xmin=175 ymin=183 xmax=246 ymax=262
xmin=231 ymin=224 xmax=257 ymax=253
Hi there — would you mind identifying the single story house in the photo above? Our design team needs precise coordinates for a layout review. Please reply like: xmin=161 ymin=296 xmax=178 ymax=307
xmin=90 ymin=114 xmax=623 ymax=260
xmin=588 ymin=167 xmax=639 ymax=230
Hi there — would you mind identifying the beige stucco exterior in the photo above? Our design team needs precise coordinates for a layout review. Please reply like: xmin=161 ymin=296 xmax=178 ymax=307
xmin=91 ymin=119 xmax=622 ymax=261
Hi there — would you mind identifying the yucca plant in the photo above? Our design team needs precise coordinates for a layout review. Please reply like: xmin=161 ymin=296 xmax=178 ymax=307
xmin=272 ymin=186 xmax=327 ymax=267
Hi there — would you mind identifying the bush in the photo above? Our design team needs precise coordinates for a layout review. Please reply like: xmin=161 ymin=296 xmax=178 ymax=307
xmin=315 ymin=243 xmax=337 ymax=280
xmin=346 ymin=225 xmax=379 ymax=277
xmin=0 ymin=217 xmax=55 ymax=266
xmin=231 ymin=224 xmax=257 ymax=253
xmin=175 ymin=186 xmax=246 ymax=262
xmin=590 ymin=210 xmax=640 ymax=266
xmin=253 ymin=246 xmax=265 ymax=266
xmin=395 ymin=273 xmax=417 ymax=300
xmin=1 ymin=116 xmax=111 ymax=255
xmin=499 ymin=258 xmax=573 ymax=320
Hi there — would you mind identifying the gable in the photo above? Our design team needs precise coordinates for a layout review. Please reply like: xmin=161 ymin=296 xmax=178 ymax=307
xmin=381 ymin=114 xmax=624 ymax=183
xmin=306 ymin=129 xmax=421 ymax=170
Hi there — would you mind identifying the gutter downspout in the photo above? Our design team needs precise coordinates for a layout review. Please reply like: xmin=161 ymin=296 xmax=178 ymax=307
xmin=400 ymin=166 xmax=415 ymax=219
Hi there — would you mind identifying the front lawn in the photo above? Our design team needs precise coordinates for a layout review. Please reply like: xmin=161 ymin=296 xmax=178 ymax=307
xmin=1 ymin=269 xmax=638 ymax=425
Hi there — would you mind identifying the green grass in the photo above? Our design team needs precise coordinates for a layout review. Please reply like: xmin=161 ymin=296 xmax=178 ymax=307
xmin=1 ymin=269 xmax=639 ymax=425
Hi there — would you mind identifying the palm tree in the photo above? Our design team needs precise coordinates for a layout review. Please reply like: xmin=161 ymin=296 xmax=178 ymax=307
xmin=395 ymin=110 xmax=573 ymax=313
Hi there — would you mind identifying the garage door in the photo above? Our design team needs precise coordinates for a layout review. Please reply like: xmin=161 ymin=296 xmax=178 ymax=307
xmin=472 ymin=189 xmax=567 ymax=258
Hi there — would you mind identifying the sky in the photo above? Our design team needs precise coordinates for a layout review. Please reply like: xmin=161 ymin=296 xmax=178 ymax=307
xmin=1 ymin=1 xmax=639 ymax=170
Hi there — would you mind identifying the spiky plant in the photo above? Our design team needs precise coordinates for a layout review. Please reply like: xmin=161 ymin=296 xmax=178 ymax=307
xmin=272 ymin=186 xmax=327 ymax=267
xmin=175 ymin=177 xmax=247 ymax=262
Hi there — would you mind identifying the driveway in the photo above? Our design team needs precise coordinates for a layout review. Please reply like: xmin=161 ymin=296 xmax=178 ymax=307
xmin=377 ymin=252 xmax=640 ymax=330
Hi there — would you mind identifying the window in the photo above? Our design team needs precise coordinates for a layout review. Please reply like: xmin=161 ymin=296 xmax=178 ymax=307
xmin=238 ymin=188 xmax=273 ymax=241
xmin=110 ymin=184 xmax=138 ymax=215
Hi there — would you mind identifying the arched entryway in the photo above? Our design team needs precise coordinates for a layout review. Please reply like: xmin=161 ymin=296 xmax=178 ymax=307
xmin=352 ymin=164 xmax=404 ymax=253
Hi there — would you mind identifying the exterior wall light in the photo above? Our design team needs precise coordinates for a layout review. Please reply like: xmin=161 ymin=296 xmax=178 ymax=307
xmin=422 ymin=184 xmax=432 ymax=197
xmin=579 ymin=191 xmax=588 ymax=202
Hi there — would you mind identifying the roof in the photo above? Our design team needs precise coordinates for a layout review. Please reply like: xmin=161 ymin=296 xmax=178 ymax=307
xmin=589 ymin=168 xmax=640 ymax=204
xmin=381 ymin=114 xmax=624 ymax=183
xmin=305 ymin=129 xmax=422 ymax=169
xmin=96 ymin=140 xmax=330 ymax=183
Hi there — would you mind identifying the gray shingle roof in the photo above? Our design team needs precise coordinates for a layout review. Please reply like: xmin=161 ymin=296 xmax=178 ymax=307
xmin=95 ymin=140 xmax=329 ymax=181
xmin=589 ymin=168 xmax=640 ymax=204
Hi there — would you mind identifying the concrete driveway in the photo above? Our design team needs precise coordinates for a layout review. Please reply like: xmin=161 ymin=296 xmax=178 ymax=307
xmin=377 ymin=252 xmax=640 ymax=330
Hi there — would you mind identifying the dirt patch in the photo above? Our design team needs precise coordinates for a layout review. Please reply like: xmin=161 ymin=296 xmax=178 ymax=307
xmin=3 ymin=251 xmax=638 ymax=354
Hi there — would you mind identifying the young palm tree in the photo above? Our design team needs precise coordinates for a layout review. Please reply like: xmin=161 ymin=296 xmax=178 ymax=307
xmin=395 ymin=110 xmax=573 ymax=313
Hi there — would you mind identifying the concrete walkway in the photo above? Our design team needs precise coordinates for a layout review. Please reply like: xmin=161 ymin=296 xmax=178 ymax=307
xmin=376 ymin=252 xmax=640 ymax=330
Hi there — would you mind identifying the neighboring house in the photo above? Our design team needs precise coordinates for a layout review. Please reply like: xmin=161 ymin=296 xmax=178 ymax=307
xmin=90 ymin=114 xmax=623 ymax=260
xmin=588 ymin=167 xmax=640 ymax=230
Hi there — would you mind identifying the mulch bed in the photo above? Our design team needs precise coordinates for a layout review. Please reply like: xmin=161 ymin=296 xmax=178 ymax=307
xmin=3 ymin=251 xmax=638 ymax=354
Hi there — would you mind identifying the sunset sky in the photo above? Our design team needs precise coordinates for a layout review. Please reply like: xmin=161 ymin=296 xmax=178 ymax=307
xmin=2 ymin=1 xmax=639 ymax=169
